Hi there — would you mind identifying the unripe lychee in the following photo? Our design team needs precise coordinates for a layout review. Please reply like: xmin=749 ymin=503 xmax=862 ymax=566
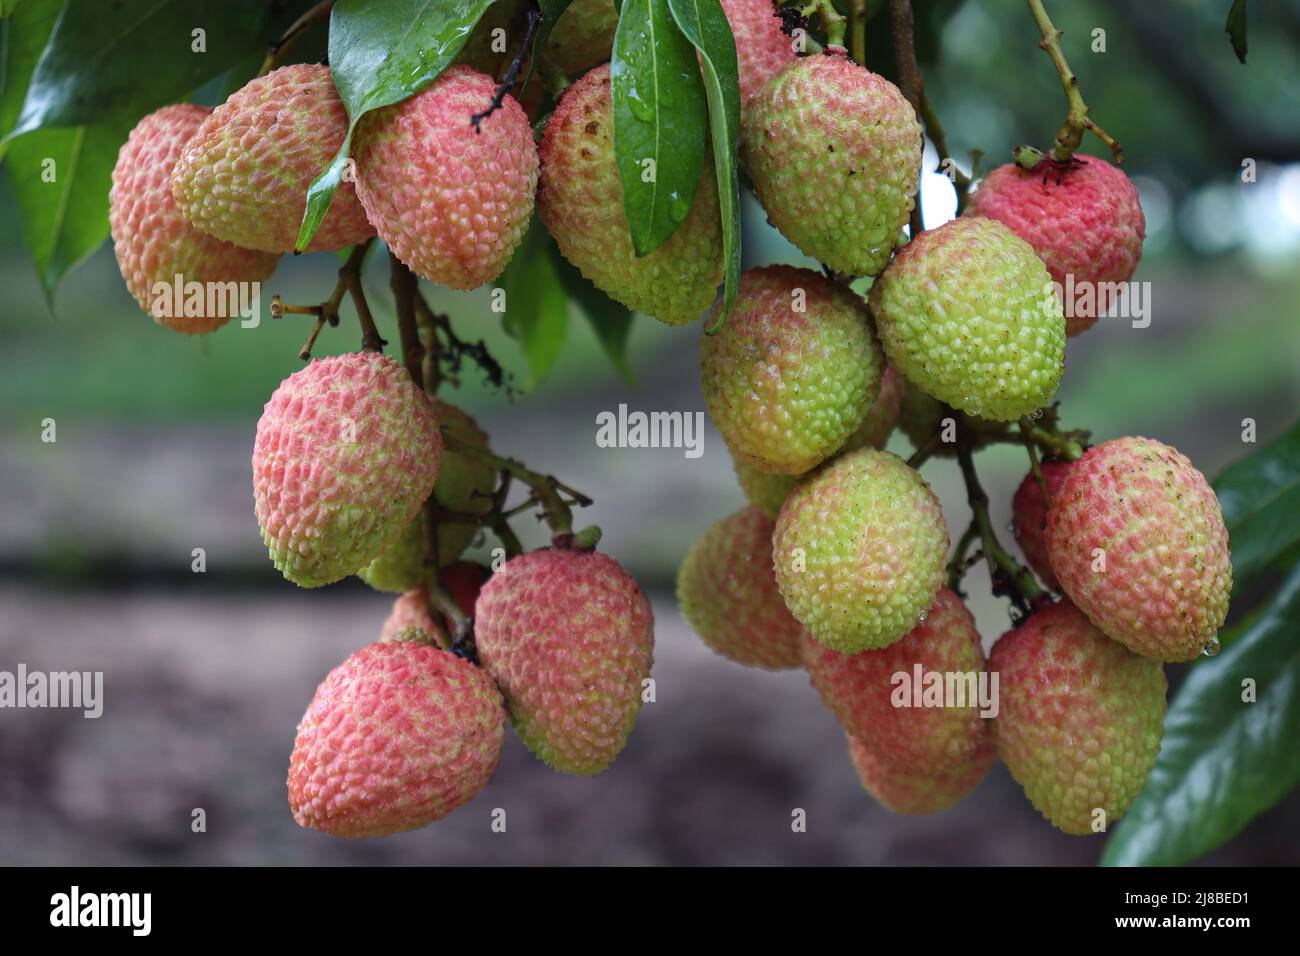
xmin=991 ymin=600 xmax=1167 ymax=835
xmin=1010 ymin=458 xmax=1075 ymax=590
xmin=538 ymin=64 xmax=724 ymax=326
xmin=253 ymin=352 xmax=442 ymax=588
xmin=846 ymin=731 xmax=992 ymax=815
xmin=109 ymin=105 xmax=279 ymax=335
xmin=475 ymin=549 xmax=654 ymax=774
xmin=545 ymin=0 xmax=618 ymax=75
xmin=287 ymin=639 xmax=505 ymax=837
xmin=701 ymin=265 xmax=883 ymax=475
xmin=732 ymin=453 xmax=797 ymax=518
xmin=354 ymin=66 xmax=538 ymax=289
xmin=719 ymin=0 xmax=798 ymax=112
xmin=774 ymin=448 xmax=949 ymax=652
xmin=359 ymin=399 xmax=496 ymax=591
xmin=676 ymin=507 xmax=803 ymax=669
xmin=870 ymin=216 xmax=1065 ymax=422
xmin=742 ymin=51 xmax=922 ymax=277
xmin=967 ymin=155 xmax=1146 ymax=336
xmin=171 ymin=64 xmax=375 ymax=253
xmin=1045 ymin=437 xmax=1232 ymax=661
xmin=802 ymin=588 xmax=994 ymax=776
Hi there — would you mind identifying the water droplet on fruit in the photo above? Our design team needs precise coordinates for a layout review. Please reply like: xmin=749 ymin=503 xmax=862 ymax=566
xmin=1202 ymin=637 xmax=1221 ymax=657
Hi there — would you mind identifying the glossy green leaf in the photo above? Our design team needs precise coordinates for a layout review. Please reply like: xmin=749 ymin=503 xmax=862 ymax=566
xmin=0 ymin=0 xmax=63 ymax=159
xmin=1213 ymin=420 xmax=1300 ymax=598
xmin=1101 ymin=560 xmax=1300 ymax=866
xmin=528 ymin=0 xmax=575 ymax=88
xmin=1225 ymin=0 xmax=1248 ymax=64
xmin=666 ymin=0 xmax=739 ymax=327
xmin=611 ymin=0 xmax=707 ymax=256
xmin=300 ymin=0 xmax=496 ymax=251
xmin=500 ymin=218 xmax=570 ymax=386
xmin=552 ymin=243 xmax=636 ymax=384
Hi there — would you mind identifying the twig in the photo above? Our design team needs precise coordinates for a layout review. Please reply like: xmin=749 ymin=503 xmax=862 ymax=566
xmin=889 ymin=0 xmax=926 ymax=236
xmin=1020 ymin=422 xmax=1086 ymax=461
xmin=907 ymin=430 xmax=945 ymax=469
xmin=390 ymin=255 xmax=424 ymax=389
xmin=848 ymin=0 xmax=866 ymax=64
xmin=471 ymin=8 xmax=543 ymax=132
xmin=946 ymin=522 xmax=980 ymax=592
xmin=956 ymin=439 xmax=1045 ymax=611
xmin=257 ymin=0 xmax=335 ymax=77
xmin=271 ymin=239 xmax=370 ymax=360
xmin=802 ymin=1 xmax=847 ymax=48
xmin=442 ymin=434 xmax=590 ymax=538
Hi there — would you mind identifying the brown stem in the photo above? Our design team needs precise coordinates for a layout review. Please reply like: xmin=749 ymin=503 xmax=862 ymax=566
xmin=390 ymin=255 xmax=424 ymax=390
xmin=442 ymin=434 xmax=589 ymax=537
xmin=890 ymin=0 xmax=926 ymax=235
xmin=258 ymin=0 xmax=336 ymax=77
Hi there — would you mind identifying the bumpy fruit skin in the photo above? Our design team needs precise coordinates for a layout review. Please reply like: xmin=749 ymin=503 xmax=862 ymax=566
xmin=802 ymin=588 xmax=994 ymax=776
xmin=354 ymin=66 xmax=538 ymax=290
xmin=545 ymin=0 xmax=618 ymax=75
xmin=774 ymin=448 xmax=949 ymax=652
xmin=109 ymin=105 xmax=279 ymax=334
xmin=1045 ymin=437 xmax=1232 ymax=661
xmin=742 ymin=52 xmax=921 ymax=276
xmin=841 ymin=363 xmax=902 ymax=453
xmin=967 ymin=155 xmax=1146 ymax=336
xmin=846 ymin=732 xmax=991 ymax=815
xmin=539 ymin=64 xmax=724 ymax=326
xmin=1010 ymin=458 xmax=1074 ymax=590
xmin=475 ymin=549 xmax=654 ymax=774
xmin=870 ymin=216 xmax=1065 ymax=422
xmin=253 ymin=352 xmax=442 ymax=588
xmin=288 ymin=640 xmax=505 ymax=837
xmin=719 ymin=0 xmax=797 ymax=111
xmin=733 ymin=454 xmax=797 ymax=518
xmin=381 ymin=590 xmax=442 ymax=645
xmin=676 ymin=507 xmax=803 ymax=669
xmin=701 ymin=266 xmax=883 ymax=475
xmin=172 ymin=64 xmax=374 ymax=254
xmin=991 ymin=600 xmax=1167 ymax=835
xmin=359 ymin=400 xmax=496 ymax=591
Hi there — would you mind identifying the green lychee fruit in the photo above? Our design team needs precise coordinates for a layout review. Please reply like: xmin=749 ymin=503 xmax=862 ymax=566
xmin=109 ymin=105 xmax=279 ymax=335
xmin=287 ymin=639 xmax=505 ymax=837
xmin=538 ymin=64 xmax=724 ymax=326
xmin=719 ymin=0 xmax=797 ymax=113
xmin=359 ymin=399 xmax=497 ymax=591
xmin=839 ymin=362 xmax=903 ymax=453
xmin=253 ymin=352 xmax=442 ymax=588
xmin=802 ymin=587 xmax=994 ymax=780
xmin=171 ymin=64 xmax=375 ymax=253
xmin=676 ymin=506 xmax=803 ymax=670
xmin=474 ymin=548 xmax=654 ymax=775
xmin=967 ymin=154 xmax=1146 ymax=336
xmin=701 ymin=265 xmax=883 ymax=475
xmin=870 ymin=216 xmax=1065 ymax=422
xmin=545 ymin=0 xmax=618 ymax=76
xmin=741 ymin=51 xmax=922 ymax=277
xmin=354 ymin=65 xmax=538 ymax=290
xmin=732 ymin=453 xmax=798 ymax=519
xmin=1045 ymin=437 xmax=1232 ymax=662
xmin=1010 ymin=458 xmax=1074 ymax=591
xmin=773 ymin=448 xmax=948 ymax=652
xmin=846 ymin=731 xmax=992 ymax=815
xmin=991 ymin=600 xmax=1167 ymax=835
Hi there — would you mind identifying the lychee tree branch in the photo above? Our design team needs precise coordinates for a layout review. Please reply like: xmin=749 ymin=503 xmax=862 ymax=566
xmin=273 ymin=239 xmax=373 ymax=360
xmin=1020 ymin=421 xmax=1086 ymax=461
xmin=956 ymin=438 xmax=1045 ymax=611
xmin=889 ymin=0 xmax=926 ymax=236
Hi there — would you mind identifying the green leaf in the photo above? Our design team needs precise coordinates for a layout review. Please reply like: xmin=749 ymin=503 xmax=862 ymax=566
xmin=551 ymin=243 xmax=636 ymax=384
xmin=666 ymin=0 xmax=739 ymax=327
xmin=1100 ymin=560 xmax=1300 ymax=866
xmin=4 ymin=0 xmax=310 ymax=140
xmin=0 ymin=0 xmax=25 ymax=17
xmin=300 ymin=0 xmax=496 ymax=251
xmin=499 ymin=218 xmax=569 ymax=386
xmin=528 ymin=1 xmax=575 ymax=88
xmin=0 ymin=0 xmax=63 ymax=160
xmin=1213 ymin=420 xmax=1300 ymax=598
xmin=5 ymin=122 xmax=124 ymax=298
xmin=1224 ymin=0 xmax=1248 ymax=65
xmin=611 ymin=0 xmax=708 ymax=256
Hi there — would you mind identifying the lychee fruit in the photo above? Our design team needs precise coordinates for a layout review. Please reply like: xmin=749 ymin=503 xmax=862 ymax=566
xmin=870 ymin=216 xmax=1065 ymax=422
xmin=380 ymin=590 xmax=442 ymax=645
xmin=773 ymin=448 xmax=949 ymax=653
xmin=896 ymin=379 xmax=1005 ymax=456
xmin=474 ymin=548 xmax=654 ymax=774
xmin=802 ymin=588 xmax=994 ymax=777
xmin=353 ymin=65 xmax=538 ymax=290
xmin=846 ymin=731 xmax=992 ymax=815
xmin=253 ymin=352 xmax=442 ymax=588
xmin=545 ymin=0 xmax=618 ymax=76
xmin=991 ymin=600 xmax=1167 ymax=835
xmin=538 ymin=64 xmax=724 ymax=326
xmin=732 ymin=453 xmax=797 ymax=519
xmin=171 ymin=64 xmax=375 ymax=254
xmin=439 ymin=560 xmax=492 ymax=625
xmin=109 ymin=105 xmax=279 ymax=335
xmin=839 ymin=362 xmax=903 ymax=453
xmin=701 ymin=265 xmax=883 ymax=475
xmin=287 ymin=638 xmax=505 ymax=837
xmin=1044 ymin=437 xmax=1232 ymax=662
xmin=741 ymin=51 xmax=922 ymax=277
xmin=967 ymin=154 xmax=1146 ymax=336
xmin=1010 ymin=458 xmax=1075 ymax=590
xmin=359 ymin=399 xmax=496 ymax=591
xmin=719 ymin=0 xmax=798 ymax=113
xmin=676 ymin=506 xmax=803 ymax=670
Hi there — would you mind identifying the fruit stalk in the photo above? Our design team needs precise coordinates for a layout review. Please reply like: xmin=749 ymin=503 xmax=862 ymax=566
xmin=889 ymin=0 xmax=926 ymax=236
xmin=257 ymin=0 xmax=336 ymax=77
xmin=956 ymin=439 xmax=1045 ymax=608
xmin=1020 ymin=421 xmax=1085 ymax=461
xmin=804 ymin=1 xmax=847 ymax=48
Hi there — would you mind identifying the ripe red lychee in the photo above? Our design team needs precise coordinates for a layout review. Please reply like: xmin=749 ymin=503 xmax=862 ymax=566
xmin=1045 ymin=437 xmax=1232 ymax=661
xmin=109 ymin=105 xmax=279 ymax=334
xmin=288 ymin=638 xmax=505 ymax=837
xmin=846 ymin=731 xmax=992 ymax=815
xmin=474 ymin=548 xmax=654 ymax=775
xmin=719 ymin=0 xmax=797 ymax=112
xmin=967 ymin=154 xmax=1146 ymax=336
xmin=1010 ymin=458 xmax=1075 ymax=590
